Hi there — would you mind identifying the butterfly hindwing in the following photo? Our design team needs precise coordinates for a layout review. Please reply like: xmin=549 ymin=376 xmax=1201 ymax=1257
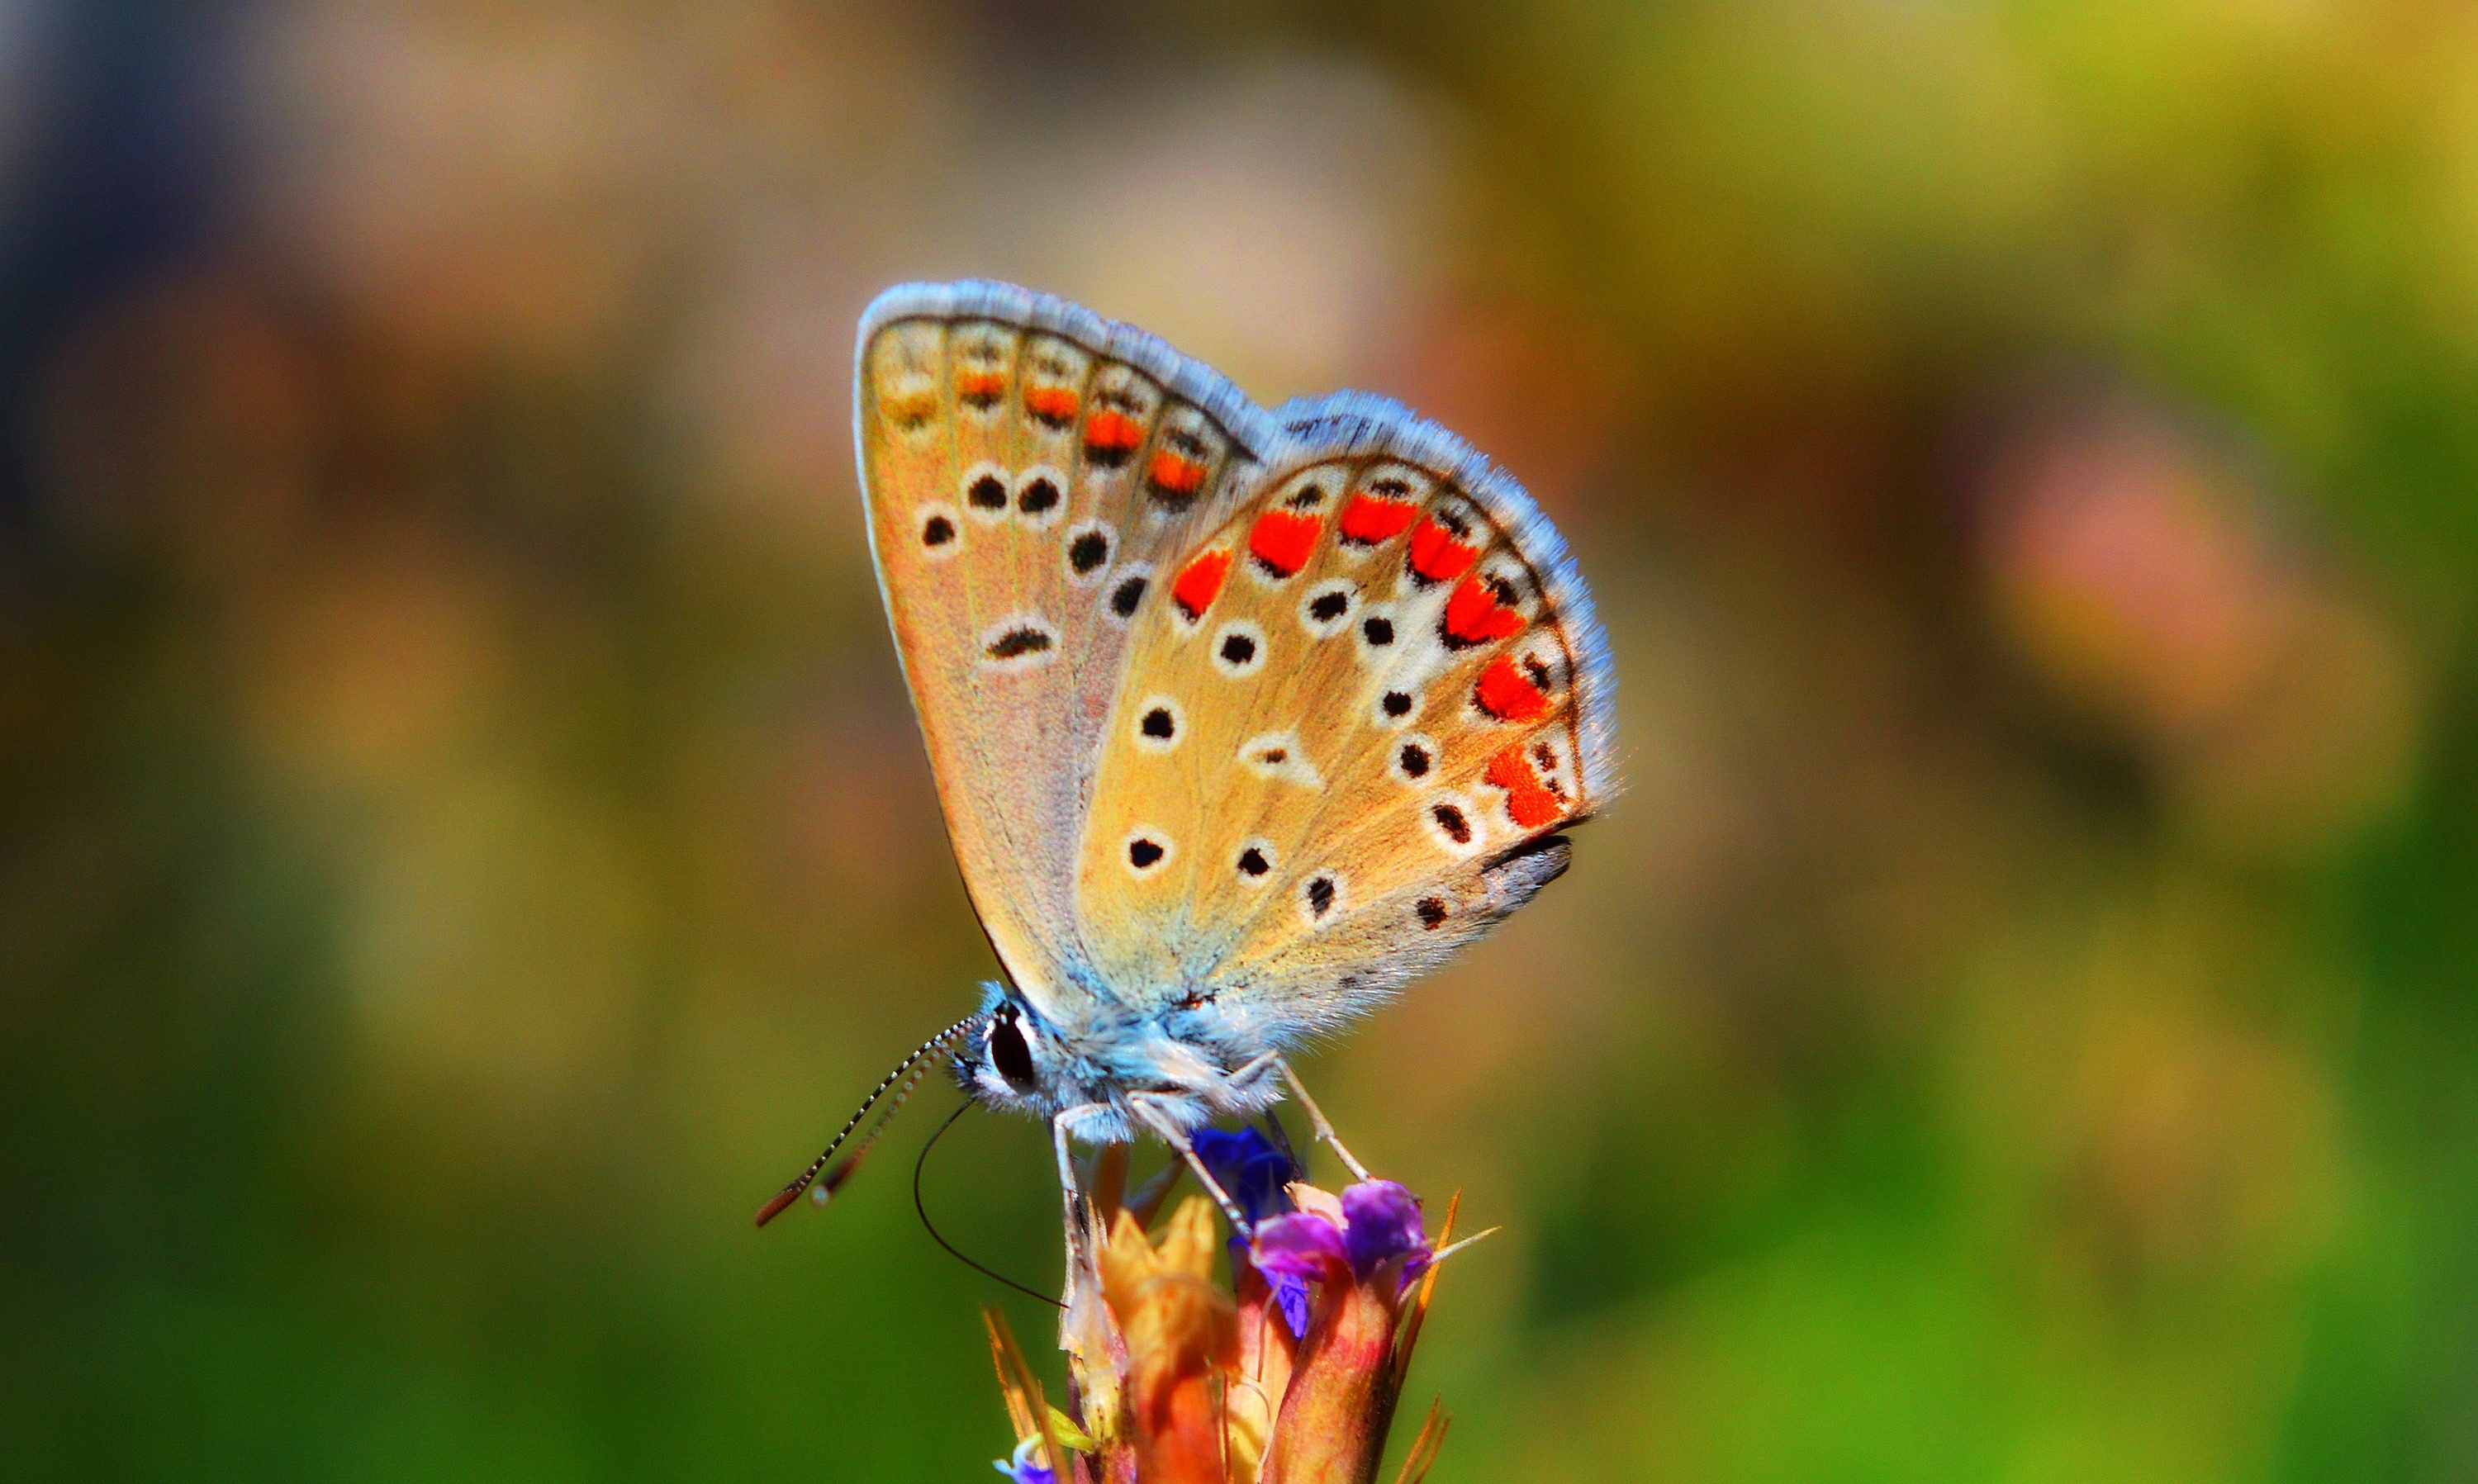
xmin=1074 ymin=391 xmax=1617 ymax=1029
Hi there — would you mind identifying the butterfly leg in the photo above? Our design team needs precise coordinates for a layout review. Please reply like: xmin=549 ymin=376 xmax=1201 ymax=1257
xmin=1253 ymin=1055 xmax=1371 ymax=1184
xmin=1053 ymin=1111 xmax=1097 ymax=1299
xmin=1126 ymin=1093 xmax=1252 ymax=1232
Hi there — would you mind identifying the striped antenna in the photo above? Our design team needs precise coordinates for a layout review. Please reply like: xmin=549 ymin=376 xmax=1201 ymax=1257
xmin=755 ymin=1015 xmax=978 ymax=1226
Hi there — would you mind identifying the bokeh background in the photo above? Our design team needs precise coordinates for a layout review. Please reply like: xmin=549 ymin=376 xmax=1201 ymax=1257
xmin=5 ymin=1 xmax=2476 ymax=1479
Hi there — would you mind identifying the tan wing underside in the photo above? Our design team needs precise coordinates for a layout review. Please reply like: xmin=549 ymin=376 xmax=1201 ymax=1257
xmin=859 ymin=316 xmax=1260 ymax=1014
xmin=1074 ymin=453 xmax=1597 ymax=1017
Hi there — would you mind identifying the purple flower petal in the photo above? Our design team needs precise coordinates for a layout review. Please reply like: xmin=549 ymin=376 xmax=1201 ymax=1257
xmin=995 ymin=1438 xmax=1058 ymax=1484
xmin=1340 ymin=1180 xmax=1430 ymax=1281
xmin=1272 ymin=1273 xmax=1313 ymax=1339
xmin=1190 ymin=1126 xmax=1298 ymax=1226
xmin=1250 ymin=1211 xmax=1347 ymax=1280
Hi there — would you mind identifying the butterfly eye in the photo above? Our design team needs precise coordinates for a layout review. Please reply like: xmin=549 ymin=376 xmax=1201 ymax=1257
xmin=988 ymin=1004 xmax=1037 ymax=1090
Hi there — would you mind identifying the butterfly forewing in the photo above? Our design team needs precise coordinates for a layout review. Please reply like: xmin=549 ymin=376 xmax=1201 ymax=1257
xmin=856 ymin=285 xmax=1270 ymax=1019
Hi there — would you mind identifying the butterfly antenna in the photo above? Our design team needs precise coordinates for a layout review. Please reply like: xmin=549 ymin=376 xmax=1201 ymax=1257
xmin=914 ymin=1096 xmax=1065 ymax=1308
xmin=754 ymin=1015 xmax=978 ymax=1227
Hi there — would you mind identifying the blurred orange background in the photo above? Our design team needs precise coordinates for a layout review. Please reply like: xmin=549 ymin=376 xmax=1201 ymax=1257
xmin=4 ymin=2 xmax=2476 ymax=1479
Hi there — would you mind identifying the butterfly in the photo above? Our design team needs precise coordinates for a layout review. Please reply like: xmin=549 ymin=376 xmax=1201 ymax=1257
xmin=757 ymin=281 xmax=1615 ymax=1232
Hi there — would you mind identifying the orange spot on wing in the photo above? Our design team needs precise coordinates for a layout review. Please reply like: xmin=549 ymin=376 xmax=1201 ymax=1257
xmin=1023 ymin=386 xmax=1080 ymax=423
xmin=1149 ymin=449 xmax=1208 ymax=496
xmin=1247 ymin=510 xmax=1323 ymax=577
xmin=1086 ymin=410 xmax=1145 ymax=453
xmin=1408 ymin=516 xmax=1480 ymax=584
xmin=957 ymin=371 xmax=1007 ymax=403
xmin=1171 ymin=550 xmax=1233 ymax=620
xmin=1486 ymin=745 xmax=1564 ymax=829
xmin=1474 ymin=657 xmax=1550 ymax=722
xmin=1444 ymin=575 xmax=1526 ymax=644
xmin=1338 ymin=492 xmax=1419 ymax=544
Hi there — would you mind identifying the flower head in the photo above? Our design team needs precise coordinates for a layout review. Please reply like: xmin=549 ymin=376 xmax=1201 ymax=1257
xmin=998 ymin=1137 xmax=1478 ymax=1484
xmin=1251 ymin=1179 xmax=1432 ymax=1292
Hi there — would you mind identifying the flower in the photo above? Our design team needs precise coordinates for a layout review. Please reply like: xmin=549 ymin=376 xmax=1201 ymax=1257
xmin=991 ymin=1436 xmax=1058 ymax=1484
xmin=994 ymin=1133 xmax=1479 ymax=1484
xmin=1251 ymin=1179 xmax=1433 ymax=1294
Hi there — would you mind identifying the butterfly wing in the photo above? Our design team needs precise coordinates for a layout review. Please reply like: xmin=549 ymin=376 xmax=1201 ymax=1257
xmin=854 ymin=282 xmax=1281 ymax=1021
xmin=1072 ymin=390 xmax=1617 ymax=1031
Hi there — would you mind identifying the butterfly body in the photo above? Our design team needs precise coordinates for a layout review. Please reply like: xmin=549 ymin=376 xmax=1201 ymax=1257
xmin=853 ymin=282 xmax=1615 ymax=1150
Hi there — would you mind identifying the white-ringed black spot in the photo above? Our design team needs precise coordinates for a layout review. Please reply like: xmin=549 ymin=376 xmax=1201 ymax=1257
xmin=1237 ymin=843 xmax=1274 ymax=880
xmin=987 ymin=628 xmax=1051 ymax=661
xmin=1302 ymin=874 xmax=1341 ymax=922
xmin=1353 ymin=602 xmax=1400 ymax=664
xmin=1017 ymin=474 xmax=1061 ymax=519
xmin=915 ymin=500 xmax=965 ymax=562
xmin=978 ymin=614 xmax=1059 ymax=672
xmin=1372 ymin=684 xmax=1422 ymax=728
xmin=1211 ymin=620 xmax=1267 ymax=678
xmin=1422 ymin=789 xmax=1486 ymax=856
xmin=1067 ymin=525 xmax=1112 ymax=576
xmin=1237 ymin=730 xmax=1322 ymax=789
xmin=1298 ymin=578 xmax=1355 ymax=640
xmin=1132 ymin=695 xmax=1184 ymax=754
xmin=1121 ymin=826 xmax=1174 ymax=877
xmin=1398 ymin=741 xmax=1431 ymax=780
xmin=1105 ymin=565 xmax=1153 ymax=623
xmin=962 ymin=462 xmax=1011 ymax=525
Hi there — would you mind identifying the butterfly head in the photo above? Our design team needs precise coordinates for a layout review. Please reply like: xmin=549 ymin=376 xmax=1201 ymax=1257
xmin=956 ymin=980 xmax=1134 ymax=1122
xmin=952 ymin=981 xmax=1279 ymax=1141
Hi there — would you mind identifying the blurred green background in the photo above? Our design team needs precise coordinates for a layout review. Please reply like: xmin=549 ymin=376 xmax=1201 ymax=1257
xmin=4 ymin=1 xmax=2476 ymax=1479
